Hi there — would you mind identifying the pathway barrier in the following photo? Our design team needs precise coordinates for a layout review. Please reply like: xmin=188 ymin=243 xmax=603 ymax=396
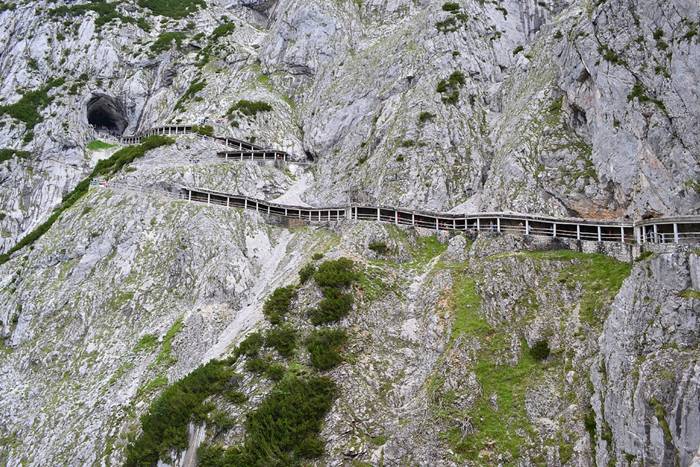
xmin=177 ymin=186 xmax=700 ymax=245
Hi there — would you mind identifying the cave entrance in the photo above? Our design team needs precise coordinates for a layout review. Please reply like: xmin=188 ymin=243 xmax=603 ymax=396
xmin=86 ymin=93 xmax=128 ymax=136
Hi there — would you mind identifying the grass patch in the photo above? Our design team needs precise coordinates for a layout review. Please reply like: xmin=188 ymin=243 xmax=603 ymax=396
xmin=262 ymin=285 xmax=297 ymax=325
xmin=436 ymin=71 xmax=466 ymax=105
xmin=446 ymin=274 xmax=544 ymax=461
xmin=134 ymin=333 xmax=159 ymax=353
xmin=418 ymin=111 xmax=435 ymax=124
xmin=0 ymin=135 xmax=174 ymax=264
xmin=299 ymin=263 xmax=316 ymax=284
xmin=368 ymin=240 xmax=389 ymax=255
xmin=306 ymin=329 xmax=348 ymax=370
xmin=521 ymin=250 xmax=631 ymax=326
xmin=86 ymin=139 xmax=116 ymax=151
xmin=192 ymin=124 xmax=213 ymax=136
xmin=679 ymin=289 xmax=700 ymax=299
xmin=211 ymin=22 xmax=235 ymax=40
xmin=155 ymin=317 xmax=184 ymax=366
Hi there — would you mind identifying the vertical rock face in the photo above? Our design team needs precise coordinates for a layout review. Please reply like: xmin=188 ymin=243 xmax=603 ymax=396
xmin=0 ymin=0 xmax=697 ymax=465
xmin=593 ymin=248 xmax=700 ymax=466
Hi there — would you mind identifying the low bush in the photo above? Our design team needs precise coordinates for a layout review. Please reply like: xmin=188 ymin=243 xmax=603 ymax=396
xmin=245 ymin=356 xmax=271 ymax=374
xmin=124 ymin=359 xmax=235 ymax=466
xmin=262 ymin=285 xmax=297 ymax=324
xmin=312 ymin=252 xmax=324 ymax=260
xmin=236 ymin=331 xmax=263 ymax=357
xmin=227 ymin=99 xmax=273 ymax=118
xmin=418 ymin=111 xmax=435 ymax=124
xmin=211 ymin=22 xmax=235 ymax=40
xmin=309 ymin=288 xmax=354 ymax=325
xmin=49 ymin=2 xmax=134 ymax=28
xmin=313 ymin=258 xmax=357 ymax=288
xmin=192 ymin=124 xmax=213 ymax=136
xmin=224 ymin=390 xmax=247 ymax=404
xmin=0 ymin=148 xmax=31 ymax=163
xmin=299 ymin=263 xmax=316 ymax=284
xmin=151 ymin=31 xmax=186 ymax=53
xmin=306 ymin=329 xmax=348 ymax=370
xmin=528 ymin=339 xmax=550 ymax=361
xmin=137 ymin=0 xmax=205 ymax=19
xmin=265 ymin=325 xmax=298 ymax=358
xmin=368 ymin=241 xmax=389 ymax=255
xmin=436 ymin=71 xmax=466 ymax=105
xmin=175 ymin=79 xmax=206 ymax=111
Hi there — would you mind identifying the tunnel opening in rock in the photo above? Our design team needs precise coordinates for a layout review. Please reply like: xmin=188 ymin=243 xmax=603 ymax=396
xmin=87 ymin=93 xmax=128 ymax=136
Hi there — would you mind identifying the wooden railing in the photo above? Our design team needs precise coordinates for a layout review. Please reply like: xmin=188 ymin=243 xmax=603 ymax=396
xmin=177 ymin=186 xmax=700 ymax=245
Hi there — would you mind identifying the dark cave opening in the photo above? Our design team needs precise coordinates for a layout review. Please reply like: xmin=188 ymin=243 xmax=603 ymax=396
xmin=86 ymin=93 xmax=128 ymax=136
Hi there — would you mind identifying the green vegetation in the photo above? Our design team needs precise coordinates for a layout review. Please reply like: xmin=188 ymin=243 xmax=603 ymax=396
xmin=0 ymin=148 xmax=30 ymax=163
xmin=0 ymin=135 xmax=174 ymax=265
xmin=309 ymin=288 xmax=354 ymax=325
xmin=679 ymin=289 xmax=700 ymax=299
xmin=211 ymin=22 xmax=235 ymax=40
xmin=436 ymin=71 xmax=466 ymax=105
xmin=134 ymin=334 xmax=159 ymax=353
xmin=650 ymin=399 xmax=673 ymax=444
xmin=227 ymin=99 xmax=273 ymax=118
xmin=445 ymin=275 xmax=544 ymax=461
xmin=436 ymin=1 xmax=469 ymax=32
xmin=521 ymin=250 xmax=631 ymax=326
xmin=313 ymin=258 xmax=358 ymax=288
xmin=86 ymin=139 xmax=116 ymax=150
xmin=512 ymin=45 xmax=524 ymax=55
xmin=197 ymin=374 xmax=336 ymax=465
xmin=124 ymin=359 xmax=235 ymax=465
xmin=312 ymin=252 xmax=324 ymax=260
xmin=175 ymin=79 xmax=206 ymax=111
xmin=306 ymin=329 xmax=348 ymax=370
xmin=262 ymin=285 xmax=297 ymax=324
xmin=48 ymin=2 xmax=135 ymax=29
xmin=368 ymin=240 xmax=389 ymax=255
xmin=299 ymin=263 xmax=316 ymax=284
xmin=156 ymin=318 xmax=184 ymax=365
xmin=598 ymin=44 xmax=624 ymax=64
xmin=528 ymin=339 xmax=550 ymax=361
xmin=236 ymin=331 xmax=263 ymax=357
xmin=137 ymin=0 xmax=205 ymax=18
xmin=192 ymin=124 xmax=214 ymax=136
xmin=151 ymin=31 xmax=186 ymax=53
xmin=418 ymin=111 xmax=435 ymax=124
xmin=265 ymin=325 xmax=298 ymax=358
xmin=0 ymin=78 xmax=64 ymax=142
xmin=0 ymin=2 xmax=17 ymax=13
xmin=627 ymin=81 xmax=667 ymax=113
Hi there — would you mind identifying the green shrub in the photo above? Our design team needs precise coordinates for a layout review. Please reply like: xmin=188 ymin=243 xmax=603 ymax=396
xmin=211 ymin=22 xmax=235 ymax=40
xmin=306 ymin=329 xmax=348 ymax=370
xmin=262 ymin=286 xmax=297 ymax=324
xmin=312 ymin=253 xmax=324 ymax=260
xmin=512 ymin=45 xmax=524 ymax=55
xmin=368 ymin=241 xmax=389 ymax=255
xmin=227 ymin=99 xmax=273 ymax=118
xmin=0 ymin=78 xmax=64 ymax=137
xmin=137 ymin=0 xmax=205 ymax=18
xmin=236 ymin=331 xmax=263 ymax=357
xmin=442 ymin=2 xmax=460 ymax=12
xmin=265 ymin=363 xmax=286 ymax=381
xmin=418 ymin=111 xmax=435 ymax=124
xmin=134 ymin=333 xmax=158 ymax=352
xmin=48 ymin=2 xmax=135 ymax=28
xmin=0 ymin=2 xmax=17 ymax=13
xmin=265 ymin=325 xmax=298 ymax=358
xmin=192 ymin=124 xmax=213 ymax=136
xmin=224 ymin=390 xmax=247 ymax=404
xmin=309 ymin=289 xmax=354 ymax=325
xmin=436 ymin=71 xmax=466 ymax=105
xmin=124 ymin=360 xmax=235 ymax=466
xmin=0 ymin=148 xmax=31 ymax=163
xmin=245 ymin=356 xmax=270 ymax=374
xmin=151 ymin=31 xmax=186 ymax=53
xmin=299 ymin=263 xmax=316 ymax=284
xmin=528 ymin=339 xmax=550 ymax=361
xmin=175 ymin=79 xmax=206 ymax=111
xmin=313 ymin=258 xmax=357 ymax=288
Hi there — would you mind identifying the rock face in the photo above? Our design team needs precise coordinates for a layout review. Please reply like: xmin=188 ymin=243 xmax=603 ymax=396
xmin=0 ymin=0 xmax=697 ymax=465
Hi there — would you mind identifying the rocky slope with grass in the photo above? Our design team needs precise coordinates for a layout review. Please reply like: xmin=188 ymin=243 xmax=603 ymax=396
xmin=0 ymin=0 xmax=698 ymax=466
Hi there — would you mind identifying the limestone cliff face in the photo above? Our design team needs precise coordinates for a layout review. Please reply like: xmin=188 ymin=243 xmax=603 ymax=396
xmin=0 ymin=0 xmax=698 ymax=465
